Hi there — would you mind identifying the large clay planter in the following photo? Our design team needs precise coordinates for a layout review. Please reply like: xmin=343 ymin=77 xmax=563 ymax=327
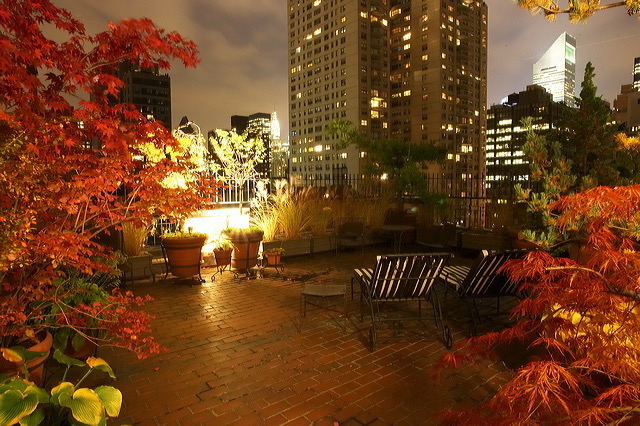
xmin=0 ymin=331 xmax=53 ymax=385
xmin=222 ymin=230 xmax=264 ymax=272
xmin=162 ymin=236 xmax=206 ymax=278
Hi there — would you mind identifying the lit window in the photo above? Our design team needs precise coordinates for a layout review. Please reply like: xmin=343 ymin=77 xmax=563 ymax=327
xmin=361 ymin=119 xmax=368 ymax=126
xmin=360 ymin=11 xmax=368 ymax=18
xmin=402 ymin=32 xmax=411 ymax=41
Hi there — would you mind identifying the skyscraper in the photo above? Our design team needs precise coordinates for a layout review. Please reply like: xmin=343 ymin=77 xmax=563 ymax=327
xmin=532 ymin=32 xmax=576 ymax=107
xmin=388 ymin=0 xmax=488 ymax=210
xmin=117 ymin=63 xmax=172 ymax=129
xmin=613 ymin=57 xmax=640 ymax=134
xmin=222 ymin=113 xmax=274 ymax=179
xmin=486 ymin=85 xmax=566 ymax=199
xmin=270 ymin=111 xmax=289 ymax=179
xmin=633 ymin=57 xmax=640 ymax=91
xmin=287 ymin=0 xmax=488 ymax=197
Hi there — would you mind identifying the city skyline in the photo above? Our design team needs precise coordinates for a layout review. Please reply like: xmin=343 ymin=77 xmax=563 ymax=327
xmin=53 ymin=0 xmax=640 ymax=140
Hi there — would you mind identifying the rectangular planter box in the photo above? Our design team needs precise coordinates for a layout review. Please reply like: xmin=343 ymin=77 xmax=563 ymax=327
xmin=262 ymin=238 xmax=312 ymax=258
xmin=461 ymin=232 xmax=512 ymax=251
xmin=311 ymin=235 xmax=335 ymax=254
xmin=119 ymin=253 xmax=154 ymax=283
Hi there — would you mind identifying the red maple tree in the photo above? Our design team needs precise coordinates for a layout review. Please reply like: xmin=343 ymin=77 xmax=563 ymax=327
xmin=0 ymin=1 xmax=217 ymax=357
xmin=442 ymin=184 xmax=640 ymax=424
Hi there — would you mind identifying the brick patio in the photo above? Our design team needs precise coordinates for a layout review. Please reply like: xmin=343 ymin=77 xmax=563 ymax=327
xmin=96 ymin=246 xmax=516 ymax=425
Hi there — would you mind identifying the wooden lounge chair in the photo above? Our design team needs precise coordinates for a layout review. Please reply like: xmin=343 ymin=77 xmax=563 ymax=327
xmin=439 ymin=249 xmax=526 ymax=335
xmin=354 ymin=253 xmax=452 ymax=351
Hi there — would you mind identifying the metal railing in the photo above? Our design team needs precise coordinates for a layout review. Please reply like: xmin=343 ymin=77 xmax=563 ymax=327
xmin=192 ymin=173 xmax=539 ymax=229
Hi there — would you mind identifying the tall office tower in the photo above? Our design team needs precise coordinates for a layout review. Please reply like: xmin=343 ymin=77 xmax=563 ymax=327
xmin=532 ymin=32 xmax=576 ymax=107
xmin=633 ymin=57 xmax=640 ymax=91
xmin=614 ymin=84 xmax=640 ymax=134
xmin=270 ymin=111 xmax=289 ymax=179
xmin=288 ymin=0 xmax=391 ymax=186
xmin=287 ymin=0 xmax=488 ymax=213
xmin=486 ymin=85 xmax=566 ymax=199
xmin=117 ymin=63 xmax=172 ymax=129
xmin=246 ymin=113 xmax=273 ymax=179
xmin=230 ymin=115 xmax=250 ymax=133
xmin=388 ymin=0 xmax=488 ymax=218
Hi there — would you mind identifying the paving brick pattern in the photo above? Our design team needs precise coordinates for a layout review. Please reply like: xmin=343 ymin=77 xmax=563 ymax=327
xmin=96 ymin=247 xmax=515 ymax=425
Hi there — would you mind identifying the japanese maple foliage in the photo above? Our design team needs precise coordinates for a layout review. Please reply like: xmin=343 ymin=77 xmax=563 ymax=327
xmin=441 ymin=184 xmax=640 ymax=424
xmin=0 ymin=1 xmax=217 ymax=357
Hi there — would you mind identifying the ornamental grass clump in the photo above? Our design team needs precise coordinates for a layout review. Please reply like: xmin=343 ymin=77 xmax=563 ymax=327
xmin=122 ymin=222 xmax=150 ymax=257
xmin=250 ymin=180 xmax=281 ymax=241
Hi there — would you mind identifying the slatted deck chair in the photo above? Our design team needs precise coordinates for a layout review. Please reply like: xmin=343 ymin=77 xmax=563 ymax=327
xmin=439 ymin=249 xmax=526 ymax=335
xmin=355 ymin=253 xmax=452 ymax=351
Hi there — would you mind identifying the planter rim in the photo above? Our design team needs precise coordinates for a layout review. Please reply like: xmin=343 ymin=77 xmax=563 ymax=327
xmin=162 ymin=235 xmax=207 ymax=241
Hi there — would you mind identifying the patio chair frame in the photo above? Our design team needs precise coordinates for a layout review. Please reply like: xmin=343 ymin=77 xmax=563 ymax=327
xmin=356 ymin=253 xmax=452 ymax=351
xmin=335 ymin=219 xmax=366 ymax=255
xmin=440 ymin=249 xmax=527 ymax=336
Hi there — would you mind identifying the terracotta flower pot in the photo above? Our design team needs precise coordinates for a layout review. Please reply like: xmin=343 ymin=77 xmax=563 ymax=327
xmin=214 ymin=248 xmax=232 ymax=267
xmin=0 ymin=331 xmax=53 ymax=385
xmin=222 ymin=230 xmax=264 ymax=271
xmin=265 ymin=253 xmax=282 ymax=266
xmin=162 ymin=236 xmax=207 ymax=278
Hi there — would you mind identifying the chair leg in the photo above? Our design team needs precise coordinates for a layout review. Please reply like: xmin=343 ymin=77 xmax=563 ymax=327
xmin=350 ymin=277 xmax=355 ymax=300
xmin=367 ymin=298 xmax=378 ymax=352
xmin=343 ymin=292 xmax=348 ymax=317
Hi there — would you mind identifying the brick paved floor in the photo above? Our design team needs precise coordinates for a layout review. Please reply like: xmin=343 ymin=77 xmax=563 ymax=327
xmin=94 ymin=246 xmax=518 ymax=425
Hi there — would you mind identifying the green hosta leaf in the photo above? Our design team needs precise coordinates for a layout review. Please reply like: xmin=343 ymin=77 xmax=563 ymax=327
xmin=1 ymin=348 xmax=24 ymax=363
xmin=0 ymin=389 xmax=40 ymax=426
xmin=23 ymin=385 xmax=48 ymax=404
xmin=65 ymin=388 xmax=103 ymax=426
xmin=0 ymin=377 xmax=29 ymax=394
xmin=53 ymin=349 xmax=86 ymax=368
xmin=53 ymin=329 xmax=70 ymax=352
xmin=6 ymin=347 xmax=47 ymax=363
xmin=94 ymin=386 xmax=122 ymax=417
xmin=50 ymin=382 xmax=74 ymax=407
xmin=86 ymin=357 xmax=115 ymax=379
xmin=71 ymin=333 xmax=87 ymax=352
xmin=18 ymin=407 xmax=44 ymax=426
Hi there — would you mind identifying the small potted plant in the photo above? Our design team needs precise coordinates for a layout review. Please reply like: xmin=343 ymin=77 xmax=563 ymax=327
xmin=212 ymin=238 xmax=234 ymax=268
xmin=264 ymin=247 xmax=284 ymax=266
xmin=161 ymin=231 xmax=208 ymax=280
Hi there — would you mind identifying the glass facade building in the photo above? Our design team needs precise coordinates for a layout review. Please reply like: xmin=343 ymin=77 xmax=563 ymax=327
xmin=532 ymin=32 xmax=576 ymax=108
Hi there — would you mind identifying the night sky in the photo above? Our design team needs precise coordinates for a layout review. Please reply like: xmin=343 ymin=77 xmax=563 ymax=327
xmin=53 ymin=0 xmax=640 ymax=140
